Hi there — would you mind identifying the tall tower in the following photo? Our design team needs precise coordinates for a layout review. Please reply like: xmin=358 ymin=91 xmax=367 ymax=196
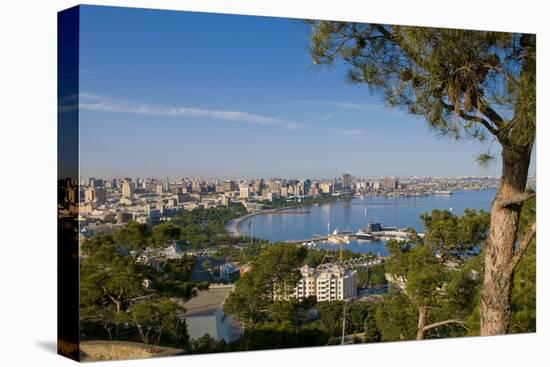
xmin=121 ymin=181 xmax=134 ymax=198
xmin=342 ymin=173 xmax=351 ymax=192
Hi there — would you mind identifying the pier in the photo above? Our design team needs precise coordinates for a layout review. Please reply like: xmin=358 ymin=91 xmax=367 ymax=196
xmin=284 ymin=228 xmax=424 ymax=246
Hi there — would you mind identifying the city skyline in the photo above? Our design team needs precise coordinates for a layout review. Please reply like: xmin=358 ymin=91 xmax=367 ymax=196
xmin=76 ymin=6 xmax=536 ymax=178
xmin=76 ymin=173 xmax=515 ymax=182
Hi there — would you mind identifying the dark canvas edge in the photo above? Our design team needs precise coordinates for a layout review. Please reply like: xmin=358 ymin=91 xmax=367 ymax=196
xmin=57 ymin=5 xmax=81 ymax=362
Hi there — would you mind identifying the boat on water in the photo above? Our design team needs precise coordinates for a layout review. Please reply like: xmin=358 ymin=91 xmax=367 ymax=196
xmin=434 ymin=190 xmax=453 ymax=195
xmin=355 ymin=229 xmax=374 ymax=240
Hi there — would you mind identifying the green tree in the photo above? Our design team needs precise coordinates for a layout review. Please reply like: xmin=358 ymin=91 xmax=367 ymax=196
xmin=383 ymin=209 xmax=488 ymax=339
xmin=308 ymin=22 xmax=536 ymax=335
xmin=385 ymin=241 xmax=459 ymax=340
xmin=509 ymin=194 xmax=536 ymax=333
xmin=347 ymin=302 xmax=379 ymax=338
xmin=129 ymin=299 xmax=188 ymax=348
xmin=421 ymin=209 xmax=490 ymax=262
xmin=80 ymin=225 xmax=198 ymax=348
xmin=356 ymin=264 xmax=387 ymax=288
xmin=224 ymin=244 xmax=307 ymax=324
xmin=113 ymin=221 xmax=152 ymax=259
xmin=191 ymin=334 xmax=227 ymax=354
xmin=162 ymin=257 xmax=195 ymax=281
xmin=152 ymin=222 xmax=182 ymax=246
xmin=374 ymin=291 xmax=417 ymax=341
xmin=363 ymin=307 xmax=381 ymax=343
xmin=153 ymin=257 xmax=197 ymax=299
xmin=239 ymin=321 xmax=329 ymax=350
xmin=316 ymin=301 xmax=345 ymax=337
xmin=80 ymin=236 xmax=146 ymax=316
xmin=266 ymin=300 xmax=308 ymax=325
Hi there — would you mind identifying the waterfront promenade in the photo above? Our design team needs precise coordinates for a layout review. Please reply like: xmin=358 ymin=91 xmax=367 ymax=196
xmin=228 ymin=190 xmax=495 ymax=255
xmin=225 ymin=206 xmax=312 ymax=237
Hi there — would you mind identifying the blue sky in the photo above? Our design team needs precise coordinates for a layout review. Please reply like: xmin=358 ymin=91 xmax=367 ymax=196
xmin=78 ymin=5 xmax=530 ymax=179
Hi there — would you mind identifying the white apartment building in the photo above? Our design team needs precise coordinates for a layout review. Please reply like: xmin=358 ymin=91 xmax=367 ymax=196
xmin=295 ymin=264 xmax=357 ymax=302
xmin=121 ymin=181 xmax=134 ymax=198
xmin=239 ymin=186 xmax=250 ymax=199
xmin=319 ymin=182 xmax=333 ymax=194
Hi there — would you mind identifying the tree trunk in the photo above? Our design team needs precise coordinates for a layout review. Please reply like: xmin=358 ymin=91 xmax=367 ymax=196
xmin=480 ymin=146 xmax=532 ymax=335
xmin=416 ymin=306 xmax=426 ymax=340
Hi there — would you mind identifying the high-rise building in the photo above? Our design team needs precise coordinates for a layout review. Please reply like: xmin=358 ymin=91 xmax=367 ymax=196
xmin=280 ymin=187 xmax=289 ymax=198
xmin=84 ymin=187 xmax=95 ymax=203
xmin=156 ymin=184 xmax=164 ymax=195
xmin=105 ymin=179 xmax=115 ymax=189
xmin=302 ymin=179 xmax=311 ymax=195
xmin=222 ymin=180 xmax=235 ymax=192
xmin=342 ymin=173 xmax=351 ymax=192
xmin=121 ymin=181 xmax=134 ymax=198
xmin=239 ymin=185 xmax=250 ymax=199
xmin=320 ymin=182 xmax=333 ymax=194
xmin=382 ymin=177 xmax=398 ymax=190
xmin=95 ymin=187 xmax=107 ymax=204
xmin=221 ymin=196 xmax=231 ymax=207
xmin=192 ymin=181 xmax=203 ymax=193
xmin=66 ymin=187 xmax=78 ymax=203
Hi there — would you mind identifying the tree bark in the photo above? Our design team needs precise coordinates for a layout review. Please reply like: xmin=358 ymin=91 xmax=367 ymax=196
xmin=480 ymin=146 xmax=532 ymax=335
xmin=103 ymin=286 xmax=122 ymax=314
xmin=416 ymin=306 xmax=427 ymax=340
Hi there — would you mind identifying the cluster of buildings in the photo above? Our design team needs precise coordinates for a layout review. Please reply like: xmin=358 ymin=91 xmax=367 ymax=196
xmin=59 ymin=175 xmax=358 ymax=234
xmin=58 ymin=173 xmax=518 ymax=241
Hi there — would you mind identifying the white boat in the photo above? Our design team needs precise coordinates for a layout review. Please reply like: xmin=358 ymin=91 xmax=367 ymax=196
xmin=355 ymin=229 xmax=374 ymax=240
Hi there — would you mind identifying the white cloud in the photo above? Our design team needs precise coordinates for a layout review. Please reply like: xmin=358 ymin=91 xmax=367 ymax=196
xmin=72 ymin=93 xmax=302 ymax=130
xmin=320 ymin=113 xmax=334 ymax=120
xmin=297 ymin=99 xmax=383 ymax=112
xmin=298 ymin=99 xmax=409 ymax=120
xmin=332 ymin=128 xmax=384 ymax=142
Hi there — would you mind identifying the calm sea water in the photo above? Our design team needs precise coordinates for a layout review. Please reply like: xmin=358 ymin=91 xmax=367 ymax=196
xmin=246 ymin=189 xmax=496 ymax=256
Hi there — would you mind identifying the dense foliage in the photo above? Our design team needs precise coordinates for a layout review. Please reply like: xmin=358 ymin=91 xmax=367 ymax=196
xmin=80 ymin=199 xmax=536 ymax=352
xmin=80 ymin=233 xmax=196 ymax=348
xmin=224 ymin=244 xmax=308 ymax=324
xmin=383 ymin=209 xmax=488 ymax=339
xmin=307 ymin=21 xmax=536 ymax=335
xmin=169 ymin=204 xmax=247 ymax=248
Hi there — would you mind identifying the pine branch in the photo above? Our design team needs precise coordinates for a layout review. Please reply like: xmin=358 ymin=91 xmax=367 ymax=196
xmin=442 ymin=102 xmax=499 ymax=136
xmin=478 ymin=102 xmax=506 ymax=127
xmin=423 ymin=319 xmax=468 ymax=333
xmin=497 ymin=192 xmax=536 ymax=208
xmin=510 ymin=222 xmax=536 ymax=271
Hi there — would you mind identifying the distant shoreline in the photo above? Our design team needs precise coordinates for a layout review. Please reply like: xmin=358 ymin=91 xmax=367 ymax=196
xmin=225 ymin=188 xmax=498 ymax=238
xmin=225 ymin=204 xmax=315 ymax=237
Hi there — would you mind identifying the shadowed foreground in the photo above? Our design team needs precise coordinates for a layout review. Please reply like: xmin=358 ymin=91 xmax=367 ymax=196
xmin=79 ymin=340 xmax=185 ymax=362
